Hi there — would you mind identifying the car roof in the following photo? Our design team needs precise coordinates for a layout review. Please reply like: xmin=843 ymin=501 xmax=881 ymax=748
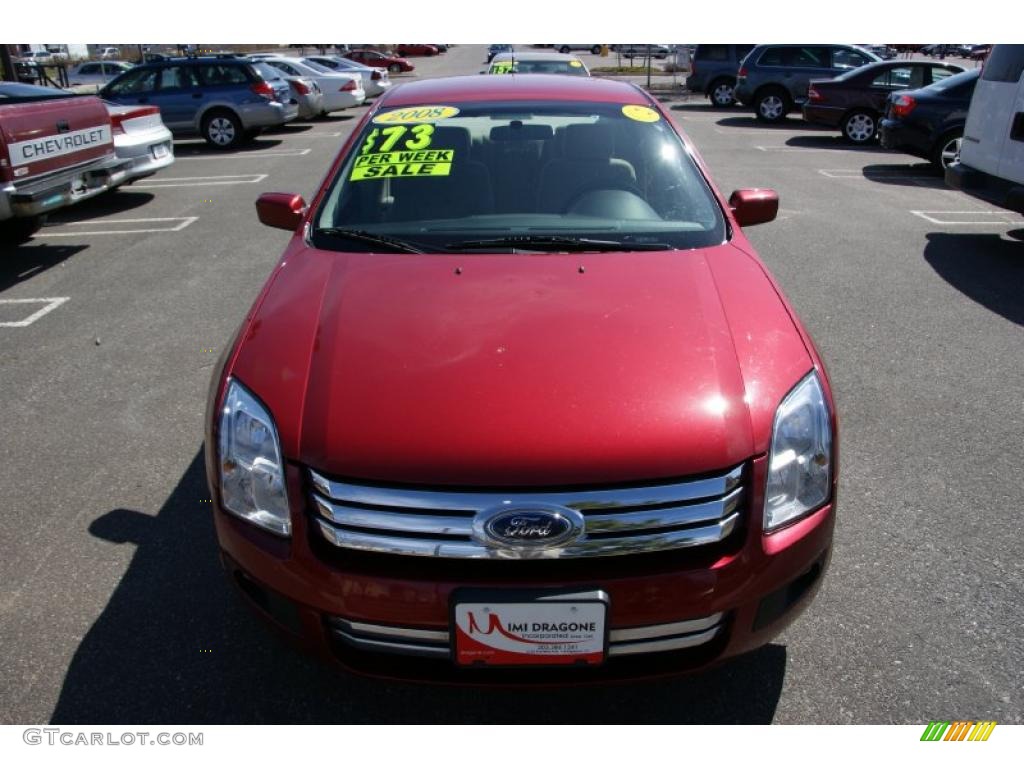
xmin=491 ymin=52 xmax=580 ymax=62
xmin=381 ymin=74 xmax=645 ymax=107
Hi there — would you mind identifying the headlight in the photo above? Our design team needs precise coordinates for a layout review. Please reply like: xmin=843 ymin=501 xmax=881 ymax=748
xmin=764 ymin=372 xmax=832 ymax=532
xmin=217 ymin=378 xmax=291 ymax=536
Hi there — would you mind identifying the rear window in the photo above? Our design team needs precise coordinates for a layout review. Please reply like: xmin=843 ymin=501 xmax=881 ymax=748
xmin=314 ymin=100 xmax=726 ymax=252
xmin=981 ymin=44 xmax=1024 ymax=83
xmin=923 ymin=68 xmax=980 ymax=95
xmin=695 ymin=45 xmax=730 ymax=62
xmin=758 ymin=46 xmax=832 ymax=68
xmin=196 ymin=63 xmax=251 ymax=85
xmin=253 ymin=63 xmax=284 ymax=81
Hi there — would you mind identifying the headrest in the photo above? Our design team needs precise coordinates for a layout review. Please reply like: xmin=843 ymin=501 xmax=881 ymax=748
xmin=563 ymin=123 xmax=615 ymax=160
xmin=490 ymin=123 xmax=554 ymax=142
xmin=430 ymin=126 xmax=472 ymax=155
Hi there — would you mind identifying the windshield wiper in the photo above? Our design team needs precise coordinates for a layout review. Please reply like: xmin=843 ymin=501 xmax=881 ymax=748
xmin=315 ymin=228 xmax=428 ymax=254
xmin=446 ymin=235 xmax=672 ymax=252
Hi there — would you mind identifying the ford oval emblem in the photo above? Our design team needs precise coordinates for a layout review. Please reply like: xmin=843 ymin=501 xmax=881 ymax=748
xmin=472 ymin=503 xmax=585 ymax=550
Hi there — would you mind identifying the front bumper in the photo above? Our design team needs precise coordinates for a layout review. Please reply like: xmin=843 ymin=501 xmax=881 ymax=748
xmin=945 ymin=161 xmax=1024 ymax=214
xmin=209 ymin=454 xmax=835 ymax=683
xmin=0 ymin=154 xmax=132 ymax=220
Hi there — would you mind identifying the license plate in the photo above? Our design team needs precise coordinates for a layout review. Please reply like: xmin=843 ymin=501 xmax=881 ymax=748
xmin=452 ymin=589 xmax=608 ymax=667
xmin=151 ymin=143 xmax=169 ymax=160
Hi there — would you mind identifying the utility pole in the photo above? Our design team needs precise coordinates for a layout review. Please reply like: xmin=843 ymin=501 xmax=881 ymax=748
xmin=646 ymin=44 xmax=652 ymax=90
xmin=1 ymin=45 xmax=16 ymax=82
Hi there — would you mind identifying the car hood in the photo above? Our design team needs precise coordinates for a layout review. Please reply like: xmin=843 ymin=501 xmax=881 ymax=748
xmin=231 ymin=242 xmax=813 ymax=486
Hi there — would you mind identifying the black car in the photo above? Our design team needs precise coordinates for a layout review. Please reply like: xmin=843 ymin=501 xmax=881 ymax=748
xmin=686 ymin=44 xmax=755 ymax=106
xmin=803 ymin=60 xmax=964 ymax=144
xmin=878 ymin=68 xmax=980 ymax=169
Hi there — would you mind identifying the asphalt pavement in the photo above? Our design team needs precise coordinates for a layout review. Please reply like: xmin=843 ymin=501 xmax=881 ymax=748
xmin=1 ymin=44 xmax=1021 ymax=724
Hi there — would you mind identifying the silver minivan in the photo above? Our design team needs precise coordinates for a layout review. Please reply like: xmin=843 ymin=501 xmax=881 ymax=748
xmin=946 ymin=44 xmax=1024 ymax=214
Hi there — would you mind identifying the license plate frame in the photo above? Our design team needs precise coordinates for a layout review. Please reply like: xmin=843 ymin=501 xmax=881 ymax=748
xmin=451 ymin=588 xmax=609 ymax=668
xmin=151 ymin=143 xmax=169 ymax=160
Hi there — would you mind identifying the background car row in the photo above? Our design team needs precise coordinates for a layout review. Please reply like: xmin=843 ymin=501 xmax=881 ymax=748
xmin=686 ymin=43 xmax=995 ymax=172
xmin=1 ymin=49 xmax=390 ymax=243
xmin=0 ymin=81 xmax=173 ymax=242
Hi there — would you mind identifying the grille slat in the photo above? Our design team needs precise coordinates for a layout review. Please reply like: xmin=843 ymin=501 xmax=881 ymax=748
xmin=326 ymin=614 xmax=725 ymax=659
xmin=310 ymin=464 xmax=745 ymax=559
xmin=310 ymin=465 xmax=742 ymax=513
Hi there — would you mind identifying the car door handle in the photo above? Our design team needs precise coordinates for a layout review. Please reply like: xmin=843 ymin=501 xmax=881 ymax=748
xmin=192 ymin=92 xmax=204 ymax=99
xmin=137 ymin=97 xmax=148 ymax=103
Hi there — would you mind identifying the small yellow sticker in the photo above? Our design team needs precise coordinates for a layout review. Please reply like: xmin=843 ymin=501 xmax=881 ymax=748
xmin=569 ymin=60 xmax=583 ymax=68
xmin=490 ymin=61 xmax=514 ymax=74
xmin=373 ymin=105 xmax=460 ymax=124
xmin=621 ymin=104 xmax=660 ymax=123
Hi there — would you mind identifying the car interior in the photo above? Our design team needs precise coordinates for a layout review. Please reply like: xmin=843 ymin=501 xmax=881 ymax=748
xmin=322 ymin=110 xmax=721 ymax=235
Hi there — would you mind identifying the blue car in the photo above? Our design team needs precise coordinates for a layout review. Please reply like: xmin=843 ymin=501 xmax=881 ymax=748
xmin=100 ymin=56 xmax=297 ymax=149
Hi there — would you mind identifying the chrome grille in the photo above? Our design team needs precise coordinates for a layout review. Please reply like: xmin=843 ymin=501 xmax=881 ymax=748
xmin=327 ymin=613 xmax=725 ymax=659
xmin=309 ymin=464 xmax=745 ymax=559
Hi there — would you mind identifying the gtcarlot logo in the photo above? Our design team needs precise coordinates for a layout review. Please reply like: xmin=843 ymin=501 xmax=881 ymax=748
xmin=23 ymin=729 xmax=203 ymax=746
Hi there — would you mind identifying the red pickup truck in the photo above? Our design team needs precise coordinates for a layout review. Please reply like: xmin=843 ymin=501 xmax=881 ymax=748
xmin=1 ymin=84 xmax=130 ymax=243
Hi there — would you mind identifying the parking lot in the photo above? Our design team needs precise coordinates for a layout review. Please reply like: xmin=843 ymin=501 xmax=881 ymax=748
xmin=1 ymin=44 xmax=1021 ymax=724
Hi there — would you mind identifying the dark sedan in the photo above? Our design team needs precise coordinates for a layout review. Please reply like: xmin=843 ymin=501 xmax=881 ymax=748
xmin=879 ymin=68 xmax=980 ymax=170
xmin=803 ymin=60 xmax=964 ymax=144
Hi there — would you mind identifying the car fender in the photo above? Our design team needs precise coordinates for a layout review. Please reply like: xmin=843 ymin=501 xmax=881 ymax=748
xmin=193 ymin=99 xmax=244 ymax=132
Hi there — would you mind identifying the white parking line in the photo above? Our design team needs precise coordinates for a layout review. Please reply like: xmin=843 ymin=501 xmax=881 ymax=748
xmin=818 ymin=169 xmax=937 ymax=181
xmin=176 ymin=148 xmax=312 ymax=159
xmin=36 ymin=217 xmax=199 ymax=237
xmin=755 ymin=145 xmax=882 ymax=153
xmin=0 ymin=297 xmax=69 ymax=328
xmin=910 ymin=210 xmax=1020 ymax=225
xmin=133 ymin=174 xmax=268 ymax=188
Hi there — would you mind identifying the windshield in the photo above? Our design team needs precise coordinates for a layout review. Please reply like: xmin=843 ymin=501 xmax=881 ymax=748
xmin=490 ymin=59 xmax=587 ymax=76
xmin=313 ymin=100 xmax=726 ymax=252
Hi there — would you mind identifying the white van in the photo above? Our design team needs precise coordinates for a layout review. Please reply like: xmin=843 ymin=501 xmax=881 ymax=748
xmin=946 ymin=44 xmax=1024 ymax=214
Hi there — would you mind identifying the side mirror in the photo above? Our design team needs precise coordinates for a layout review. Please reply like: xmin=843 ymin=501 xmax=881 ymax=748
xmin=729 ymin=188 xmax=779 ymax=227
xmin=256 ymin=192 xmax=306 ymax=231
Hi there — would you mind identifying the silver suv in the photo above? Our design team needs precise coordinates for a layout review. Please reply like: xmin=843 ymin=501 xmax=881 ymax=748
xmin=734 ymin=44 xmax=880 ymax=122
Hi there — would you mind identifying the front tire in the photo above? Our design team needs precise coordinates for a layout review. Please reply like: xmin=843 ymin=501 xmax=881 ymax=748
xmin=559 ymin=46 xmax=571 ymax=54
xmin=590 ymin=45 xmax=601 ymax=55
xmin=842 ymin=110 xmax=877 ymax=144
xmin=388 ymin=63 xmax=402 ymax=74
xmin=708 ymin=78 xmax=736 ymax=107
xmin=201 ymin=110 xmax=243 ymax=150
xmin=755 ymin=88 xmax=789 ymax=122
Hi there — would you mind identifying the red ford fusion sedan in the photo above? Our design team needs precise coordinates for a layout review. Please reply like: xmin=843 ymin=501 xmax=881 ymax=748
xmin=205 ymin=75 xmax=838 ymax=683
